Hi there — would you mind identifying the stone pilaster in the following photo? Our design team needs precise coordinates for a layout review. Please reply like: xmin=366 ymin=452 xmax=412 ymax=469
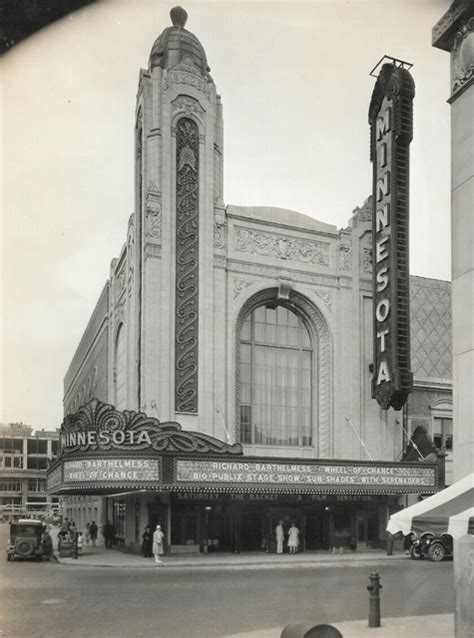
xmin=433 ymin=1 xmax=474 ymax=481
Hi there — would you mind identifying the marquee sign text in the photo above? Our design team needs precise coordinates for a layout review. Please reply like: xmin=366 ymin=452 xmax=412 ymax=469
xmin=63 ymin=458 xmax=160 ymax=483
xmin=176 ymin=460 xmax=436 ymax=490
xmin=369 ymin=62 xmax=414 ymax=410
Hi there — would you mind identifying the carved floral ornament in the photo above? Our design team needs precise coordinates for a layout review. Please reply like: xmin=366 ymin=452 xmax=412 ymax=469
xmin=214 ymin=222 xmax=226 ymax=250
xmin=338 ymin=231 xmax=352 ymax=272
xmin=234 ymin=227 xmax=330 ymax=267
xmin=452 ymin=17 xmax=474 ymax=94
xmin=163 ymin=59 xmax=215 ymax=100
xmin=213 ymin=205 xmax=226 ymax=250
xmin=172 ymin=95 xmax=205 ymax=122
xmin=233 ymin=278 xmax=254 ymax=299
xmin=145 ymin=182 xmax=162 ymax=244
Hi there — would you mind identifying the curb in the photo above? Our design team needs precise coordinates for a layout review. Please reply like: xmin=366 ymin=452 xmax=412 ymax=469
xmin=57 ymin=555 xmax=408 ymax=570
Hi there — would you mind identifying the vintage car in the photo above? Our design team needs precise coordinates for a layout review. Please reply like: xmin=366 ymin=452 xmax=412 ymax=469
xmin=6 ymin=519 xmax=47 ymax=561
xmin=409 ymin=532 xmax=453 ymax=562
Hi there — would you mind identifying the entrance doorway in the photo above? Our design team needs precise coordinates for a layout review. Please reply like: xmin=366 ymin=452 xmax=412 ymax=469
xmin=356 ymin=509 xmax=378 ymax=549
xmin=240 ymin=510 xmax=263 ymax=551
xmin=267 ymin=508 xmax=304 ymax=552
xmin=304 ymin=507 xmax=331 ymax=550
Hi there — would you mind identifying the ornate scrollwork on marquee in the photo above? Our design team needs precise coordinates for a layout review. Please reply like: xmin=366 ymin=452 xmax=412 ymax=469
xmin=175 ymin=118 xmax=200 ymax=413
xmin=58 ymin=399 xmax=243 ymax=456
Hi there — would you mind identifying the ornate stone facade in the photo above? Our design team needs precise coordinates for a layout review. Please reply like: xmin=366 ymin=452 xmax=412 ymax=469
xmin=175 ymin=117 xmax=200 ymax=414
xmin=234 ymin=227 xmax=330 ymax=267
xmin=452 ymin=17 xmax=474 ymax=95
xmin=64 ymin=10 xmax=452 ymax=481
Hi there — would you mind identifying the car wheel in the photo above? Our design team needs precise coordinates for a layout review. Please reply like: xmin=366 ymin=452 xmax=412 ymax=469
xmin=6 ymin=554 xmax=11 ymax=561
xmin=409 ymin=543 xmax=423 ymax=560
xmin=15 ymin=540 xmax=34 ymax=558
xmin=428 ymin=541 xmax=445 ymax=562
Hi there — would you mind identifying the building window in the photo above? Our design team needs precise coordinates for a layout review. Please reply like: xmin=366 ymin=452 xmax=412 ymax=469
xmin=239 ymin=304 xmax=312 ymax=446
xmin=0 ymin=436 xmax=24 ymax=470
xmin=27 ymin=438 xmax=47 ymax=454
xmin=433 ymin=417 xmax=453 ymax=450
xmin=27 ymin=457 xmax=48 ymax=470
xmin=0 ymin=478 xmax=22 ymax=492
xmin=28 ymin=479 xmax=46 ymax=492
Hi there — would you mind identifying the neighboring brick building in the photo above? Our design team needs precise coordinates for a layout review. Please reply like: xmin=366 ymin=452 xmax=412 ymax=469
xmin=408 ymin=276 xmax=452 ymax=484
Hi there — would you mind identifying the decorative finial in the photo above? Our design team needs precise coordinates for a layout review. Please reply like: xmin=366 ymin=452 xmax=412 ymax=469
xmin=170 ymin=6 xmax=188 ymax=28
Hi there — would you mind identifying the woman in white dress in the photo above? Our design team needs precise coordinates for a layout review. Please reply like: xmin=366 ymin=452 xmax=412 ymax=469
xmin=152 ymin=525 xmax=165 ymax=565
xmin=287 ymin=523 xmax=300 ymax=555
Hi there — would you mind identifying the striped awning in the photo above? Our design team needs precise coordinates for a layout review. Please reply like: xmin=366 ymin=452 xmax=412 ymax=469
xmin=387 ymin=473 xmax=474 ymax=538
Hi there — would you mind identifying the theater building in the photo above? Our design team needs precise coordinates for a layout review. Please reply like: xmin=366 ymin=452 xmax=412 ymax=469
xmin=48 ymin=8 xmax=449 ymax=554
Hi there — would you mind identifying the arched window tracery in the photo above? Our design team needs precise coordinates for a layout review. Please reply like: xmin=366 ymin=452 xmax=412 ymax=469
xmin=238 ymin=303 xmax=313 ymax=447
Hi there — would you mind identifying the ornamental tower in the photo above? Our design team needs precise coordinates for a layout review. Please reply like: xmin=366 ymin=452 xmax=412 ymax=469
xmin=128 ymin=7 xmax=224 ymax=432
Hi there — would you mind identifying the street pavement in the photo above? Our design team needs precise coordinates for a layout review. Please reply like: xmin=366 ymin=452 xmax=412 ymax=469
xmin=0 ymin=524 xmax=455 ymax=638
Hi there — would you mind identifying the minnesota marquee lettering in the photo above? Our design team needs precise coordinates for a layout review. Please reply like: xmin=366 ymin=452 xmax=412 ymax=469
xmin=369 ymin=61 xmax=415 ymax=410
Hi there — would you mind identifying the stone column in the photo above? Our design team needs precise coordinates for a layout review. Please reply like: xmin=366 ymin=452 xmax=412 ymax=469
xmin=433 ymin=1 xmax=474 ymax=482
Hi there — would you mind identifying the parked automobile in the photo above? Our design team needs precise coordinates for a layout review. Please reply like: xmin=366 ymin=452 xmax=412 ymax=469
xmin=6 ymin=519 xmax=47 ymax=561
xmin=409 ymin=532 xmax=453 ymax=562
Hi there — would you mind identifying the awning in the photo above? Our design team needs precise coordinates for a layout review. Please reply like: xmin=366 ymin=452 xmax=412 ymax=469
xmin=387 ymin=473 xmax=474 ymax=538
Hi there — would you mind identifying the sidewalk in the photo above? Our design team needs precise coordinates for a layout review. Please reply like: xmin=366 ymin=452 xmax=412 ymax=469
xmin=55 ymin=544 xmax=455 ymax=636
xmin=224 ymin=614 xmax=454 ymax=638
xmin=57 ymin=543 xmax=408 ymax=570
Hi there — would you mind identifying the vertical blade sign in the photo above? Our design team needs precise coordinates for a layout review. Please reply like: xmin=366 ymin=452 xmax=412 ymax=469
xmin=369 ymin=63 xmax=415 ymax=410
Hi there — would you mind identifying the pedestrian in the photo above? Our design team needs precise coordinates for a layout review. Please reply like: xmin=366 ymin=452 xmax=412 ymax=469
xmin=57 ymin=527 xmax=67 ymax=551
xmin=77 ymin=531 xmax=84 ymax=555
xmin=70 ymin=526 xmax=79 ymax=559
xmin=287 ymin=522 xmax=300 ymax=555
xmin=90 ymin=521 xmax=98 ymax=547
xmin=141 ymin=525 xmax=153 ymax=558
xmin=275 ymin=520 xmax=284 ymax=554
xmin=103 ymin=520 xmax=114 ymax=549
xmin=152 ymin=524 xmax=165 ymax=565
xmin=85 ymin=523 xmax=91 ymax=545
xmin=42 ymin=529 xmax=59 ymax=563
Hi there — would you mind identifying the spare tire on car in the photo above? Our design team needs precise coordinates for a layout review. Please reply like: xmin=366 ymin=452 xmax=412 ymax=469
xmin=15 ymin=539 xmax=34 ymax=557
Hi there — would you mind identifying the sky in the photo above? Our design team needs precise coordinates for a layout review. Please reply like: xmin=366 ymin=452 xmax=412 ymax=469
xmin=1 ymin=0 xmax=452 ymax=430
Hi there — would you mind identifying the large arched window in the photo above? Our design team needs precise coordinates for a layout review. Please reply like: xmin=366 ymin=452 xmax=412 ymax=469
xmin=239 ymin=304 xmax=312 ymax=446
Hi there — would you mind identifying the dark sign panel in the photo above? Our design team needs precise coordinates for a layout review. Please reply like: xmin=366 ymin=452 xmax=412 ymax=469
xmin=369 ymin=62 xmax=415 ymax=410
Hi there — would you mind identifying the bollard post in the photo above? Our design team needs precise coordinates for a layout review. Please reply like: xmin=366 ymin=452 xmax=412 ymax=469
xmin=367 ymin=571 xmax=382 ymax=627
